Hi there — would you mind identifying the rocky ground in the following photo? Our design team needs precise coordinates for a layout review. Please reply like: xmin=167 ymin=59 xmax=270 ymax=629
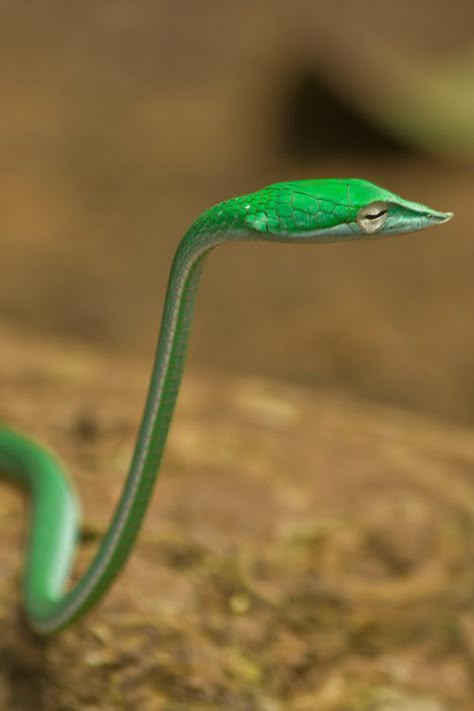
xmin=2 ymin=323 xmax=474 ymax=710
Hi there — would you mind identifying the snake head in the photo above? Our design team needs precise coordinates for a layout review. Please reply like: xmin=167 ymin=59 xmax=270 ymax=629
xmin=244 ymin=179 xmax=453 ymax=241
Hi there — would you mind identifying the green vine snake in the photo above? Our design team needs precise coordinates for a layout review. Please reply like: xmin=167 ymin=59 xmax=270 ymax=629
xmin=0 ymin=178 xmax=452 ymax=635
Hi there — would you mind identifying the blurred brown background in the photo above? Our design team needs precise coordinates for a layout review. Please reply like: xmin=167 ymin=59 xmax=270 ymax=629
xmin=1 ymin=0 xmax=474 ymax=423
xmin=3 ymin=3 xmax=474 ymax=708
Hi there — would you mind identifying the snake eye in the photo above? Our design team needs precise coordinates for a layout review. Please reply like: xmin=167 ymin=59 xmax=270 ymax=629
xmin=356 ymin=201 xmax=388 ymax=234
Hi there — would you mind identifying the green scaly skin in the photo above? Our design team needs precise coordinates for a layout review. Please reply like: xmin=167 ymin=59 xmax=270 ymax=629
xmin=0 ymin=178 xmax=452 ymax=634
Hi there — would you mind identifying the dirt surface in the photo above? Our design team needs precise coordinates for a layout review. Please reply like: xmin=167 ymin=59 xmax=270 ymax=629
xmin=2 ymin=323 xmax=474 ymax=710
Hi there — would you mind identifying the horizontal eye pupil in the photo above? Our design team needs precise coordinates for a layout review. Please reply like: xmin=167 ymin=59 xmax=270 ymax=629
xmin=356 ymin=202 xmax=388 ymax=234
xmin=366 ymin=210 xmax=387 ymax=220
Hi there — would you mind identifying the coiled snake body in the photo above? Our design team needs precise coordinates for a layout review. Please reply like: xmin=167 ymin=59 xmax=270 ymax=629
xmin=0 ymin=178 xmax=452 ymax=634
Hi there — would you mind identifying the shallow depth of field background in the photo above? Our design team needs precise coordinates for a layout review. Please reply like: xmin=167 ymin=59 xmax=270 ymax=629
xmin=3 ymin=3 xmax=474 ymax=709
xmin=0 ymin=0 xmax=473 ymax=426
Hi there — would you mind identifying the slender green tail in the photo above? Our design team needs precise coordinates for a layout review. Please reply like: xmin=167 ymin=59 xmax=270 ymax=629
xmin=0 ymin=178 xmax=452 ymax=634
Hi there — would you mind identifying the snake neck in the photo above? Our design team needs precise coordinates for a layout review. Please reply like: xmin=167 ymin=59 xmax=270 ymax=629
xmin=27 ymin=208 xmax=245 ymax=633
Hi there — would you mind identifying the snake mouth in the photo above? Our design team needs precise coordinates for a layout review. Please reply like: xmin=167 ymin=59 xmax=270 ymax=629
xmin=432 ymin=211 xmax=454 ymax=223
xmin=383 ymin=202 xmax=454 ymax=236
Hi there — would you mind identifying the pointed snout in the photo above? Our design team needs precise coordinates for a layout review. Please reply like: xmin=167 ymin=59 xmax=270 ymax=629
xmin=385 ymin=199 xmax=454 ymax=236
xmin=426 ymin=209 xmax=453 ymax=224
xmin=413 ymin=207 xmax=454 ymax=233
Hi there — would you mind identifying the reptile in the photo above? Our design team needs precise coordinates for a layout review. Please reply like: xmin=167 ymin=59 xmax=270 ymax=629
xmin=0 ymin=178 xmax=452 ymax=634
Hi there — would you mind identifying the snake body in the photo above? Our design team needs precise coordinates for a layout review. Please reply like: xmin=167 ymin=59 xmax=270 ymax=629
xmin=0 ymin=178 xmax=452 ymax=634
